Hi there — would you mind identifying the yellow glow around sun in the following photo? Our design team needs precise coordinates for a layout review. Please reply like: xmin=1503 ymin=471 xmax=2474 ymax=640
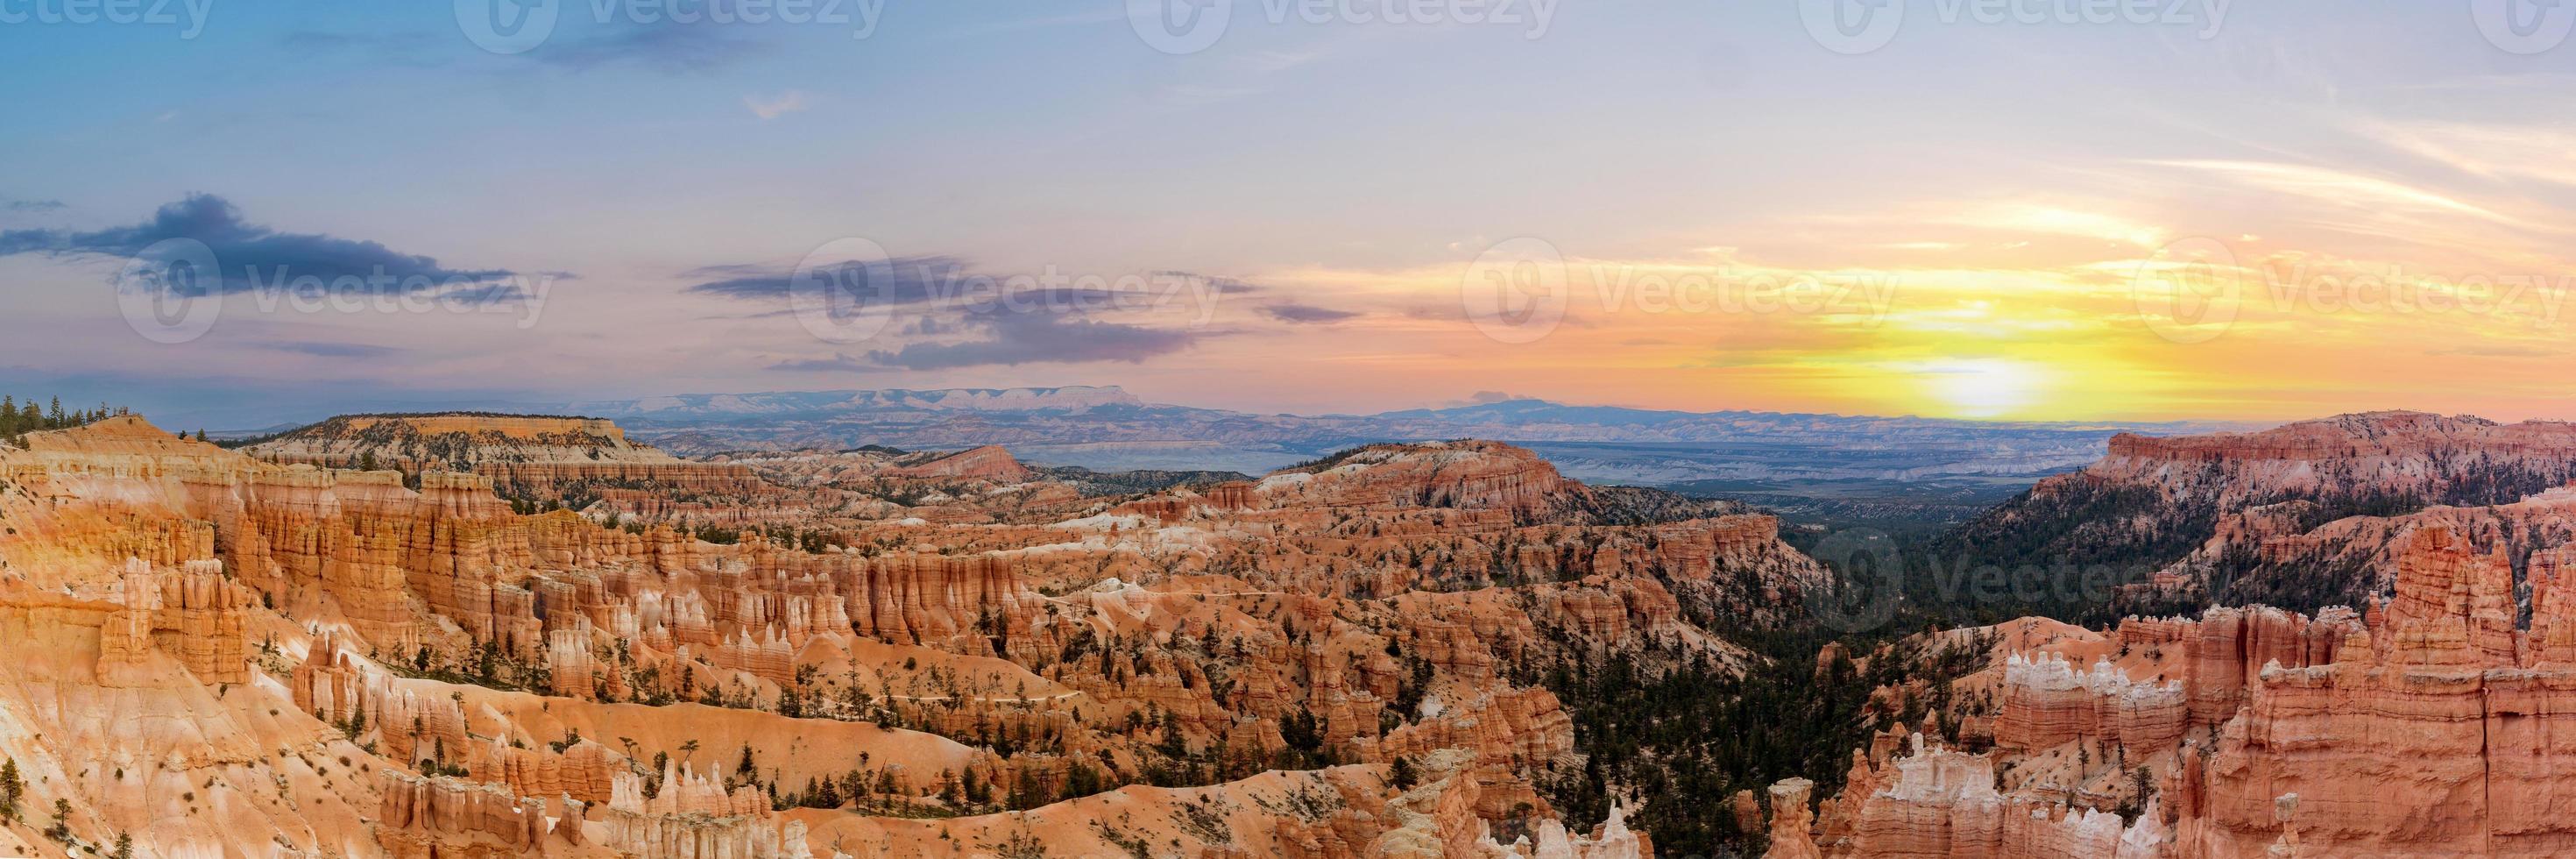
xmin=1921 ymin=359 xmax=2042 ymax=418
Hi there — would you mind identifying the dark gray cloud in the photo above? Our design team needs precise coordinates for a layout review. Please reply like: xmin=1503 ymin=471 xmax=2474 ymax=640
xmin=767 ymin=309 xmax=1202 ymax=373
xmin=705 ymin=253 xmax=1218 ymax=371
xmin=268 ymin=341 xmax=401 ymax=359
xmin=1260 ymin=303 xmax=1359 ymax=323
xmin=0 ymin=194 xmax=522 ymax=295
xmin=4 ymin=196 xmax=66 ymax=213
xmin=688 ymin=255 xmax=1209 ymax=316
xmin=683 ymin=255 xmax=966 ymax=305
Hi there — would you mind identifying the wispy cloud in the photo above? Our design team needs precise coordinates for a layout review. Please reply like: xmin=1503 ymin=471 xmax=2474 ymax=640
xmin=268 ymin=341 xmax=401 ymax=359
xmin=1260 ymin=303 xmax=1359 ymax=323
xmin=745 ymin=89 xmax=809 ymax=119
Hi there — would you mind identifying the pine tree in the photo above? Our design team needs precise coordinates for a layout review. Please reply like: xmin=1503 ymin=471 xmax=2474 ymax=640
xmin=0 ymin=756 xmax=22 ymax=821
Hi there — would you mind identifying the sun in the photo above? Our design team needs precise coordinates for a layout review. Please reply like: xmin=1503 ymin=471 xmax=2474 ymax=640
xmin=1922 ymin=359 xmax=2042 ymax=419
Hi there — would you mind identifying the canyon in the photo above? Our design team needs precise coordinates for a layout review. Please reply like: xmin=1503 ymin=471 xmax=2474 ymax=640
xmin=0 ymin=411 xmax=1829 ymax=857
xmin=14 ymin=405 xmax=2576 ymax=856
xmin=1759 ymin=411 xmax=2576 ymax=858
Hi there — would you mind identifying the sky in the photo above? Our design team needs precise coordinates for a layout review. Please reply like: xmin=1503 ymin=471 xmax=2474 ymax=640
xmin=4 ymin=0 xmax=2576 ymax=428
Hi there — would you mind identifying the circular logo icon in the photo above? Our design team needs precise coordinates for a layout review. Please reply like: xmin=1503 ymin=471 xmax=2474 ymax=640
xmin=116 ymin=238 xmax=223 ymax=344
xmin=1128 ymin=0 xmax=1232 ymax=55
xmin=1800 ymin=0 xmax=1904 ymax=55
xmin=1804 ymin=527 xmax=1902 ymax=634
xmin=2132 ymin=235 xmax=2241 ymax=344
xmin=789 ymin=238 xmax=898 ymax=344
xmin=2473 ymin=0 xmax=2574 ymax=54
xmin=1460 ymin=237 xmax=1568 ymax=344
xmin=456 ymin=0 xmax=560 ymax=55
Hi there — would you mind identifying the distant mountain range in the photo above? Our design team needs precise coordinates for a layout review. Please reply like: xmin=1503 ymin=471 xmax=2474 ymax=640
xmin=568 ymin=386 xmax=1148 ymax=419
xmin=530 ymin=386 xmax=2251 ymax=523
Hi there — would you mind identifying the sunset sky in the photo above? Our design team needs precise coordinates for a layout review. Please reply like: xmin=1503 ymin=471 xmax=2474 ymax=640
xmin=4 ymin=2 xmax=2575 ymax=427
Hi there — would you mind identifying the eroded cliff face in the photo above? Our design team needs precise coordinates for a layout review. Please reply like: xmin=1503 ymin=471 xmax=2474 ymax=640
xmin=1947 ymin=411 xmax=2576 ymax=617
xmin=1780 ymin=526 xmax=2576 ymax=859
xmin=0 ymin=415 xmax=1812 ymax=856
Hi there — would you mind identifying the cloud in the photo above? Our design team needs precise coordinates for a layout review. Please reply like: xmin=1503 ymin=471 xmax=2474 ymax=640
xmin=534 ymin=23 xmax=761 ymax=73
xmin=1148 ymin=271 xmax=1264 ymax=295
xmin=267 ymin=341 xmax=401 ymax=359
xmin=683 ymin=254 xmax=966 ymax=304
xmin=2142 ymin=159 xmax=2517 ymax=225
xmin=689 ymin=255 xmax=1218 ymax=315
xmin=4 ymin=196 xmax=66 ymax=213
xmin=1259 ymin=303 xmax=1359 ymax=323
xmin=0 ymin=194 xmax=523 ymax=295
xmin=767 ymin=352 xmax=889 ymax=373
xmin=745 ymin=89 xmax=809 ymax=119
xmin=862 ymin=311 xmax=1199 ymax=371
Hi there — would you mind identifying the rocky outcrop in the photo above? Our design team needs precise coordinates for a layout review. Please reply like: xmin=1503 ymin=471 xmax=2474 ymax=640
xmin=1836 ymin=734 xmax=2168 ymax=858
xmin=2176 ymin=527 xmax=2576 ymax=856
xmin=1992 ymin=652 xmax=2183 ymax=758
xmin=1952 ymin=411 xmax=2576 ymax=615
xmin=884 ymin=444 xmax=1034 ymax=481
xmin=1813 ymin=526 xmax=2576 ymax=857
xmin=1766 ymin=777 xmax=1823 ymax=859
xmin=1252 ymin=441 xmax=1588 ymax=515
xmin=244 ymin=412 xmax=764 ymax=493
xmin=375 ymin=770 xmax=553 ymax=857
xmin=96 ymin=557 xmax=254 ymax=686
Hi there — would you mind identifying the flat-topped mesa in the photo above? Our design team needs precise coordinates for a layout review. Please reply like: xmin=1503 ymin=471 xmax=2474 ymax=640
xmin=1251 ymin=440 xmax=1589 ymax=515
xmin=2087 ymin=411 xmax=2576 ymax=503
xmin=243 ymin=412 xmax=758 ymax=491
xmin=1951 ymin=411 xmax=2576 ymax=618
xmin=2104 ymin=410 xmax=2576 ymax=464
